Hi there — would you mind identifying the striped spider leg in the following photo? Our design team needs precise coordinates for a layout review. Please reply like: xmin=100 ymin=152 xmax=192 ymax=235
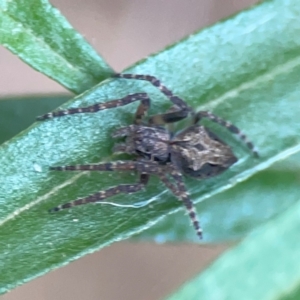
xmin=49 ymin=160 xmax=203 ymax=240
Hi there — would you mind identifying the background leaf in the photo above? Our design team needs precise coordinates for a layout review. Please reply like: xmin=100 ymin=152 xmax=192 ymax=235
xmin=1 ymin=0 xmax=300 ymax=294
xmin=167 ymin=190 xmax=300 ymax=300
xmin=0 ymin=0 xmax=113 ymax=93
xmin=0 ymin=95 xmax=69 ymax=144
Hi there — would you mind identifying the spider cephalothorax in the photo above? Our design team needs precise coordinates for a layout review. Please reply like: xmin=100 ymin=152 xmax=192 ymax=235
xmin=37 ymin=74 xmax=258 ymax=240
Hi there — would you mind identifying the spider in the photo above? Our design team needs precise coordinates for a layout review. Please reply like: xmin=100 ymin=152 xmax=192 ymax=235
xmin=37 ymin=73 xmax=258 ymax=240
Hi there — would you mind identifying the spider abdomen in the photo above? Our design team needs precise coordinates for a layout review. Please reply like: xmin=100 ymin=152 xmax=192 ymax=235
xmin=170 ymin=125 xmax=237 ymax=179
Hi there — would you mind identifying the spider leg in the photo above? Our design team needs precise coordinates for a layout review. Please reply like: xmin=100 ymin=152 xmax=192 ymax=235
xmin=37 ymin=93 xmax=150 ymax=121
xmin=157 ymin=172 xmax=178 ymax=193
xmin=160 ymin=165 xmax=203 ymax=240
xmin=134 ymin=96 xmax=150 ymax=125
xmin=50 ymin=160 xmax=203 ymax=239
xmin=194 ymin=111 xmax=259 ymax=157
xmin=49 ymin=173 xmax=150 ymax=212
xmin=50 ymin=160 xmax=159 ymax=173
xmin=114 ymin=73 xmax=193 ymax=124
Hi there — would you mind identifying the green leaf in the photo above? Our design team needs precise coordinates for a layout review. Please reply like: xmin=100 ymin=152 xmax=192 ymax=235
xmin=1 ymin=0 xmax=300 ymax=294
xmin=0 ymin=0 xmax=113 ymax=93
xmin=167 ymin=193 xmax=300 ymax=300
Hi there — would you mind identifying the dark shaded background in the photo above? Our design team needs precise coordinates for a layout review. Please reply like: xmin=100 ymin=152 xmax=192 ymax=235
xmin=1 ymin=0 xmax=257 ymax=299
